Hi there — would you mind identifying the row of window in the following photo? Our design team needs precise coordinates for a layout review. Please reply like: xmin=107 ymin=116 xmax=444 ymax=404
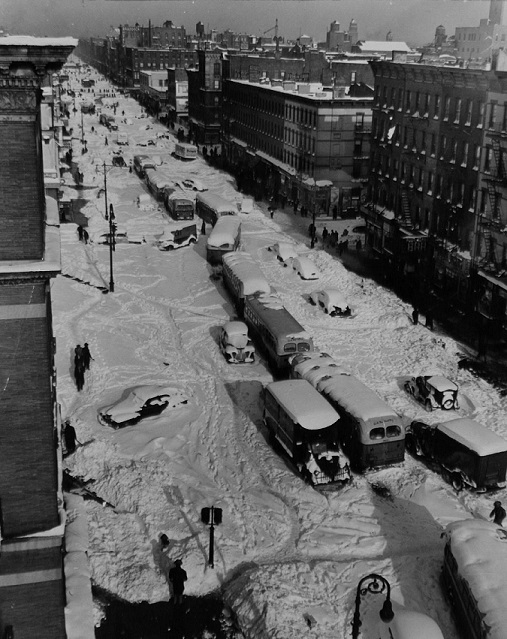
xmin=375 ymin=87 xmax=489 ymax=128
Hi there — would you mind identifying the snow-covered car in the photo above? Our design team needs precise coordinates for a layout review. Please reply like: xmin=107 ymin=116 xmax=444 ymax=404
xmin=219 ymin=321 xmax=255 ymax=363
xmin=268 ymin=241 xmax=298 ymax=265
xmin=98 ymin=384 xmax=189 ymax=428
xmin=404 ymin=375 xmax=459 ymax=412
xmin=289 ymin=256 xmax=320 ymax=280
xmin=139 ymin=138 xmax=156 ymax=147
xmin=158 ymin=224 xmax=198 ymax=251
xmin=179 ymin=178 xmax=207 ymax=192
xmin=309 ymin=289 xmax=351 ymax=316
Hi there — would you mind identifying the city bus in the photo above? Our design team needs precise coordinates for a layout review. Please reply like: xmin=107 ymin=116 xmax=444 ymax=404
xmin=145 ymin=170 xmax=174 ymax=202
xmin=206 ymin=217 xmax=242 ymax=265
xmin=164 ymin=192 xmax=195 ymax=221
xmin=222 ymin=252 xmax=272 ymax=314
xmin=263 ymin=379 xmax=350 ymax=486
xmin=316 ymin=373 xmax=404 ymax=471
xmin=243 ymin=291 xmax=314 ymax=374
xmin=195 ymin=192 xmax=238 ymax=226
xmin=442 ymin=519 xmax=507 ymax=639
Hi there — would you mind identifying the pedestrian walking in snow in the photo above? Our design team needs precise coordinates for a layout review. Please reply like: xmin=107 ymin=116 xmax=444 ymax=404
xmin=82 ymin=229 xmax=89 ymax=244
xmin=77 ymin=225 xmax=84 ymax=242
xmin=169 ymin=559 xmax=187 ymax=605
xmin=75 ymin=363 xmax=85 ymax=391
xmin=105 ymin=136 xmax=108 ymax=146
xmin=332 ymin=204 xmax=338 ymax=220
xmin=268 ymin=202 xmax=275 ymax=219
xmin=322 ymin=226 xmax=329 ymax=243
xmin=491 ymin=501 xmax=506 ymax=526
xmin=63 ymin=420 xmax=77 ymax=455
xmin=74 ymin=344 xmax=83 ymax=367
xmin=425 ymin=311 xmax=434 ymax=330
xmin=81 ymin=343 xmax=93 ymax=370
xmin=412 ymin=307 xmax=419 ymax=325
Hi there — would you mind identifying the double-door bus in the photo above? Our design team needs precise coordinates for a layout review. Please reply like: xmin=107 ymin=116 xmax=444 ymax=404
xmin=196 ymin=192 xmax=238 ymax=226
xmin=206 ymin=217 xmax=242 ymax=265
xmin=222 ymin=252 xmax=272 ymax=314
xmin=263 ymin=380 xmax=350 ymax=486
xmin=165 ymin=192 xmax=195 ymax=221
xmin=316 ymin=373 xmax=404 ymax=471
xmin=243 ymin=291 xmax=314 ymax=374
xmin=442 ymin=519 xmax=507 ymax=639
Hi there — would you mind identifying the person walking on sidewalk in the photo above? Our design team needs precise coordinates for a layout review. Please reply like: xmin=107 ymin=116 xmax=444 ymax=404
xmin=82 ymin=343 xmax=93 ymax=370
xmin=412 ymin=307 xmax=419 ymax=325
xmin=169 ymin=559 xmax=187 ymax=605
xmin=491 ymin=501 xmax=506 ymax=526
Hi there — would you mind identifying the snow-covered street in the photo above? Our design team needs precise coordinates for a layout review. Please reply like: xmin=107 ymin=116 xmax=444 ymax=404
xmin=57 ymin=64 xmax=507 ymax=638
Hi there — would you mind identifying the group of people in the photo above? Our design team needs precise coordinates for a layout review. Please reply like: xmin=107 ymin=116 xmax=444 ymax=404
xmin=412 ymin=306 xmax=434 ymax=330
xmin=74 ymin=343 xmax=92 ymax=391
xmin=77 ymin=225 xmax=90 ymax=244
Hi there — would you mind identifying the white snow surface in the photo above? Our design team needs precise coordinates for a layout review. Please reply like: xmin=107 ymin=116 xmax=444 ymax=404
xmin=57 ymin=66 xmax=507 ymax=639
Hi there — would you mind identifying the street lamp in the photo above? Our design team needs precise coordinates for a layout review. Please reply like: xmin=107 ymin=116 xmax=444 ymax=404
xmin=351 ymin=573 xmax=394 ymax=639
xmin=108 ymin=203 xmax=116 ymax=293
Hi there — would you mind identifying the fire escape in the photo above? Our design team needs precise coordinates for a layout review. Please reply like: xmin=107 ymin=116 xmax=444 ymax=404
xmin=481 ymin=134 xmax=506 ymax=273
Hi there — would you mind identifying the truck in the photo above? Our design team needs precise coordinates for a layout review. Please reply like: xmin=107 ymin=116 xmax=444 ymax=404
xmin=174 ymin=142 xmax=198 ymax=161
xmin=157 ymin=224 xmax=198 ymax=251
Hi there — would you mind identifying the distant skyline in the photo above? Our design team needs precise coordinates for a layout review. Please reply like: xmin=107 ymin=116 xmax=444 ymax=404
xmin=0 ymin=0 xmax=493 ymax=46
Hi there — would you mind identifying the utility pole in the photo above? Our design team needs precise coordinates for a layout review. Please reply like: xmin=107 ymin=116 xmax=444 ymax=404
xmin=201 ymin=506 xmax=223 ymax=568
xmin=108 ymin=203 xmax=116 ymax=293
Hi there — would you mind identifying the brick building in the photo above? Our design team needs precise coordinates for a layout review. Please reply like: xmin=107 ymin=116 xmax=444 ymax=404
xmin=0 ymin=36 xmax=76 ymax=637
xmin=187 ymin=49 xmax=223 ymax=146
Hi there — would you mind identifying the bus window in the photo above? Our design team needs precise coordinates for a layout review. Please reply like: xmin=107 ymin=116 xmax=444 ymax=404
xmin=284 ymin=343 xmax=296 ymax=353
xmin=386 ymin=425 xmax=402 ymax=438
xmin=298 ymin=343 xmax=311 ymax=352
xmin=370 ymin=427 xmax=385 ymax=440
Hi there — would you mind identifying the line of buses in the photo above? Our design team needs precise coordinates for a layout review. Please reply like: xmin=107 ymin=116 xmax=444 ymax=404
xmin=219 ymin=250 xmax=507 ymax=639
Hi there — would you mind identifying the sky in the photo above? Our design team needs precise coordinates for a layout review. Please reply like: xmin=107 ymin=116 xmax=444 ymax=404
xmin=58 ymin=67 xmax=507 ymax=638
xmin=0 ymin=0 xmax=493 ymax=46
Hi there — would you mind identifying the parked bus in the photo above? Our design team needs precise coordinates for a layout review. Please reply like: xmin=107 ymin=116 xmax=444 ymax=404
xmin=315 ymin=373 xmax=404 ymax=471
xmin=165 ymin=192 xmax=195 ymax=221
xmin=243 ymin=291 xmax=314 ymax=373
xmin=263 ymin=380 xmax=350 ymax=486
xmin=222 ymin=252 xmax=272 ymax=314
xmin=196 ymin=192 xmax=238 ymax=226
xmin=174 ymin=142 xmax=198 ymax=161
xmin=133 ymin=154 xmax=156 ymax=178
xmin=206 ymin=217 xmax=242 ymax=265
xmin=145 ymin=170 xmax=174 ymax=202
xmin=442 ymin=519 xmax=507 ymax=639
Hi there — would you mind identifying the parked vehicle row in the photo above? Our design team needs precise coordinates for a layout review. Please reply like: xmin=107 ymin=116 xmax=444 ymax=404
xmin=206 ymin=217 xmax=242 ymax=266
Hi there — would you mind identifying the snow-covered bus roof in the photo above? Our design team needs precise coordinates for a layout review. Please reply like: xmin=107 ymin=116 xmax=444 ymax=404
xmin=438 ymin=418 xmax=507 ymax=456
xmin=222 ymin=252 xmax=271 ymax=297
xmin=146 ymin=171 xmax=173 ymax=190
xmin=444 ymin=519 xmax=507 ymax=639
xmin=206 ymin=217 xmax=241 ymax=249
xmin=247 ymin=293 xmax=311 ymax=341
xmin=266 ymin=380 xmax=340 ymax=431
xmin=318 ymin=374 xmax=399 ymax=422
xmin=196 ymin=192 xmax=238 ymax=215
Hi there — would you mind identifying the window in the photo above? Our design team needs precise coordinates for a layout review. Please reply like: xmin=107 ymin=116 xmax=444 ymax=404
xmin=480 ymin=187 xmax=487 ymax=213
xmin=444 ymin=96 xmax=451 ymax=120
xmin=484 ymin=147 xmax=492 ymax=172
xmin=469 ymin=185 xmax=477 ymax=211
xmin=397 ymin=88 xmax=403 ymax=111
xmin=406 ymin=90 xmax=411 ymax=113
xmin=424 ymin=93 xmax=430 ymax=116
xmin=489 ymin=102 xmax=496 ymax=129
xmin=436 ymin=175 xmax=443 ymax=198
xmin=450 ymin=140 xmax=457 ymax=163
xmin=430 ymin=133 xmax=436 ymax=157
xmin=421 ymin=130 xmax=426 ymax=153
xmin=474 ymin=144 xmax=481 ymax=169
xmin=478 ymin=101 xmax=485 ymax=127
xmin=465 ymin=99 xmax=473 ymax=125
xmin=414 ymin=92 xmax=420 ymax=115
xmin=427 ymin=171 xmax=433 ymax=194
xmin=462 ymin=142 xmax=469 ymax=167
xmin=434 ymin=94 xmax=441 ymax=119
xmin=454 ymin=98 xmax=462 ymax=124
xmin=440 ymin=135 xmax=446 ymax=160
xmin=502 ymin=104 xmax=507 ymax=132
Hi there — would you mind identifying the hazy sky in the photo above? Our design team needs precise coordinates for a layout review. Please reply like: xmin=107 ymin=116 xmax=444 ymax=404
xmin=0 ymin=0 xmax=492 ymax=46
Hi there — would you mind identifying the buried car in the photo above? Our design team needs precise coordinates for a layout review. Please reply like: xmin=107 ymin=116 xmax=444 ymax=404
xmin=98 ymin=384 xmax=189 ymax=428
xmin=178 ymin=178 xmax=208 ymax=192
xmin=158 ymin=224 xmax=198 ymax=251
xmin=309 ymin=289 xmax=351 ymax=316
xmin=268 ymin=241 xmax=298 ymax=265
xmin=219 ymin=320 xmax=255 ymax=363
xmin=289 ymin=256 xmax=321 ymax=280
xmin=404 ymin=375 xmax=459 ymax=411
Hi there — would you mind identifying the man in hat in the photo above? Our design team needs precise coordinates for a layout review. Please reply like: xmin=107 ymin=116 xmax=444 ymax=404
xmin=169 ymin=559 xmax=187 ymax=605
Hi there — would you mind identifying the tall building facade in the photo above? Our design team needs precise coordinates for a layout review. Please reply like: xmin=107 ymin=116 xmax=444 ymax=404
xmin=0 ymin=36 xmax=76 ymax=637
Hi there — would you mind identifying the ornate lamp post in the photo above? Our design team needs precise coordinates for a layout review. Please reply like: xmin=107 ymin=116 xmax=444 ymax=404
xmin=351 ymin=573 xmax=394 ymax=639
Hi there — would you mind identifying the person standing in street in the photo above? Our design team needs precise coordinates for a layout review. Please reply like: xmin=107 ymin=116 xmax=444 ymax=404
xmin=63 ymin=420 xmax=78 ymax=455
xmin=82 ymin=343 xmax=93 ymax=370
xmin=490 ymin=501 xmax=506 ymax=526
xmin=412 ymin=307 xmax=419 ymax=325
xmin=425 ymin=310 xmax=434 ymax=330
xmin=169 ymin=559 xmax=187 ymax=605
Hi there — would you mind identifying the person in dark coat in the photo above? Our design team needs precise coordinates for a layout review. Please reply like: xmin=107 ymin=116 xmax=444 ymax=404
xmin=412 ymin=307 xmax=419 ymax=325
xmin=491 ymin=501 xmax=506 ymax=526
xmin=169 ymin=559 xmax=187 ymax=605
xmin=322 ymin=226 xmax=329 ymax=243
xmin=63 ymin=420 xmax=77 ymax=455
xmin=75 ymin=364 xmax=85 ymax=391
xmin=77 ymin=225 xmax=84 ymax=242
xmin=82 ymin=343 xmax=93 ymax=370
xmin=425 ymin=310 xmax=434 ymax=330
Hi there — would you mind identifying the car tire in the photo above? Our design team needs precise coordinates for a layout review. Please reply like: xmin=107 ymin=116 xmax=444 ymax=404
xmin=189 ymin=238 xmax=196 ymax=244
xmin=404 ymin=382 xmax=412 ymax=395
xmin=309 ymin=298 xmax=316 ymax=305
xmin=442 ymin=399 xmax=454 ymax=410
